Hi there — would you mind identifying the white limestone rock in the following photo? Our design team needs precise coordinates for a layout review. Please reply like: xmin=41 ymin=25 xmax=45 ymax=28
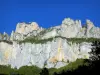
xmin=78 ymin=42 xmax=92 ymax=59
xmin=11 ymin=22 xmax=44 ymax=41
xmin=0 ymin=42 xmax=13 ymax=65
xmin=10 ymin=31 xmax=14 ymax=41
xmin=9 ymin=18 xmax=100 ymax=41
xmin=55 ymin=62 xmax=67 ymax=68
xmin=15 ymin=22 xmax=40 ymax=34
xmin=62 ymin=18 xmax=75 ymax=26
xmin=61 ymin=18 xmax=82 ymax=38
xmin=86 ymin=19 xmax=94 ymax=29
xmin=1 ymin=18 xmax=100 ymax=69
xmin=41 ymin=28 xmax=59 ymax=39
xmin=0 ymin=37 xmax=93 ymax=69
xmin=2 ymin=32 xmax=10 ymax=40
xmin=86 ymin=19 xmax=94 ymax=37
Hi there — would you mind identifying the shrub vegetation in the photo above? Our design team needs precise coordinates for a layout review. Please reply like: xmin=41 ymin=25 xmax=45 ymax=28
xmin=0 ymin=59 xmax=89 ymax=75
xmin=18 ymin=36 xmax=100 ymax=44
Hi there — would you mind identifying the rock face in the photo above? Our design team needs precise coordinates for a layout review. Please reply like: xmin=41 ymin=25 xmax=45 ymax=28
xmin=15 ymin=22 xmax=39 ymax=34
xmin=41 ymin=18 xmax=100 ymax=39
xmin=10 ymin=22 xmax=43 ymax=41
xmin=60 ymin=18 xmax=82 ymax=38
xmin=0 ymin=38 xmax=92 ymax=69
xmin=0 ymin=32 xmax=10 ymax=41
xmin=10 ymin=18 xmax=100 ymax=41
xmin=0 ymin=18 xmax=100 ymax=69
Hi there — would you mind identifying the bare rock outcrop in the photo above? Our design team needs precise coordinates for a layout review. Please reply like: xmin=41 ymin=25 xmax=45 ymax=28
xmin=0 ymin=18 xmax=100 ymax=69
xmin=0 ymin=38 xmax=92 ymax=69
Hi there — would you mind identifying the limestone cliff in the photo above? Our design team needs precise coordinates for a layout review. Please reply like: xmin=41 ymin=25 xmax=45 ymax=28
xmin=0 ymin=38 xmax=92 ymax=69
xmin=0 ymin=18 xmax=99 ymax=69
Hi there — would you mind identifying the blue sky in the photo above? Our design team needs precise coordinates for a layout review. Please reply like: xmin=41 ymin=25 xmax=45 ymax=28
xmin=0 ymin=0 xmax=100 ymax=34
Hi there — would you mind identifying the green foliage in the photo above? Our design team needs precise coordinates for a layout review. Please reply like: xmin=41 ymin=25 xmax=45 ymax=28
xmin=19 ymin=36 xmax=54 ymax=44
xmin=18 ymin=66 xmax=41 ymax=75
xmin=0 ymin=40 xmax=13 ymax=44
xmin=0 ymin=65 xmax=12 ymax=74
xmin=0 ymin=59 xmax=89 ymax=75
xmin=18 ymin=35 xmax=100 ymax=44
xmin=48 ymin=59 xmax=88 ymax=75
xmin=67 ymin=38 xmax=100 ymax=44
xmin=40 ymin=68 xmax=49 ymax=75
xmin=0 ymin=65 xmax=41 ymax=75
xmin=18 ymin=36 xmax=63 ymax=44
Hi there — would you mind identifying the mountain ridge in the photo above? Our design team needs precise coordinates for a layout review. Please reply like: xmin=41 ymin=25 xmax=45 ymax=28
xmin=0 ymin=18 xmax=100 ymax=41
xmin=0 ymin=18 xmax=99 ymax=70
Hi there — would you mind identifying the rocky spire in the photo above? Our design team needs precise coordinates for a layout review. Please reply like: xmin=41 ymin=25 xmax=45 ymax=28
xmin=62 ymin=18 xmax=75 ymax=26
xmin=2 ymin=18 xmax=100 ymax=41
xmin=86 ymin=19 xmax=94 ymax=30
xmin=3 ymin=32 xmax=10 ymax=40
xmin=86 ymin=19 xmax=94 ymax=37
xmin=15 ymin=22 xmax=40 ymax=34
xmin=31 ymin=22 xmax=39 ymax=30
xmin=10 ymin=31 xmax=14 ymax=41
